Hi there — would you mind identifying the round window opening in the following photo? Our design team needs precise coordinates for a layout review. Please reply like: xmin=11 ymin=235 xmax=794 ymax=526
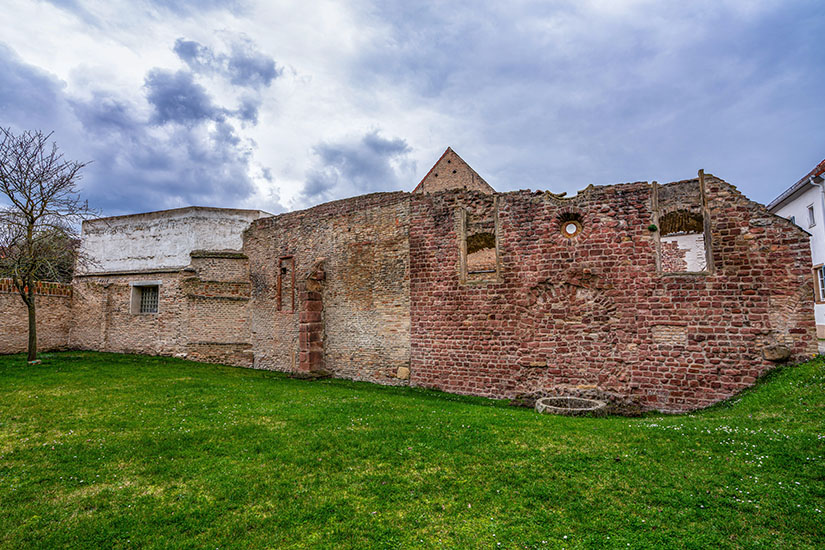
xmin=561 ymin=220 xmax=582 ymax=238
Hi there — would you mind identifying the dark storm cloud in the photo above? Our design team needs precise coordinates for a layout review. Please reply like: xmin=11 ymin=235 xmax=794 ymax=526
xmin=0 ymin=43 xmax=70 ymax=130
xmin=173 ymin=37 xmax=281 ymax=89
xmin=234 ymin=97 xmax=261 ymax=124
xmin=0 ymin=42 xmax=264 ymax=215
xmin=70 ymin=94 xmax=257 ymax=213
xmin=144 ymin=69 xmax=222 ymax=125
xmin=358 ymin=1 xmax=825 ymax=203
xmin=172 ymin=39 xmax=213 ymax=72
xmin=302 ymin=131 xmax=413 ymax=204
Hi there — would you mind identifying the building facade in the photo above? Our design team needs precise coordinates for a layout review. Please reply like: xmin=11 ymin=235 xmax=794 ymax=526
xmin=0 ymin=150 xmax=817 ymax=412
xmin=767 ymin=159 xmax=825 ymax=337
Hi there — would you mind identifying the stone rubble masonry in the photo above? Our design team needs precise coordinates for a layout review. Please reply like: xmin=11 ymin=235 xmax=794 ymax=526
xmin=661 ymin=239 xmax=689 ymax=272
xmin=244 ymin=192 xmax=411 ymax=384
xmin=0 ymin=279 xmax=72 ymax=354
xmin=408 ymin=174 xmax=816 ymax=411
xmin=68 ymin=250 xmax=254 ymax=366
xmin=0 ymin=171 xmax=815 ymax=412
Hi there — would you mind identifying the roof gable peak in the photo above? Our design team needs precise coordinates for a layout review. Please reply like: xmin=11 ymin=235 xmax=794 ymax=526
xmin=413 ymin=147 xmax=495 ymax=195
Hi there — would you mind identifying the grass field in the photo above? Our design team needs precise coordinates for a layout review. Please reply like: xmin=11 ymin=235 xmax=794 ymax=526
xmin=0 ymin=352 xmax=823 ymax=549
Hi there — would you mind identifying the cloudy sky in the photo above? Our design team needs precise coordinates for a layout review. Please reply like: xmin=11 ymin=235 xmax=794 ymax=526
xmin=1 ymin=0 xmax=823 ymax=216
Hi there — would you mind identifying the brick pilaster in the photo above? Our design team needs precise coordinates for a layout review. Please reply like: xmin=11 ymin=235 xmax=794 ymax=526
xmin=298 ymin=259 xmax=326 ymax=373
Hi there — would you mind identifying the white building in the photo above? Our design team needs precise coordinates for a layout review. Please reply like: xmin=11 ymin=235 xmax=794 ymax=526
xmin=77 ymin=206 xmax=272 ymax=274
xmin=768 ymin=158 xmax=825 ymax=337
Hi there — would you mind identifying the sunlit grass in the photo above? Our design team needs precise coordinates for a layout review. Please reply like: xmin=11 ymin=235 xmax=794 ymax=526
xmin=1 ymin=352 xmax=823 ymax=549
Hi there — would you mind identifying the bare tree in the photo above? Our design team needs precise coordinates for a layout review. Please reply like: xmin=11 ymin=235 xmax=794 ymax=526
xmin=0 ymin=128 xmax=93 ymax=362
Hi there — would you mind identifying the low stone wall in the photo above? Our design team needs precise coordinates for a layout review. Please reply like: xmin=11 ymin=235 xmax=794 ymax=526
xmin=0 ymin=279 xmax=73 ymax=354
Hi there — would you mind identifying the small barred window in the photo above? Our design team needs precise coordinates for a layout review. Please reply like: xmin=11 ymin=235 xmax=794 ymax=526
xmin=139 ymin=286 xmax=159 ymax=314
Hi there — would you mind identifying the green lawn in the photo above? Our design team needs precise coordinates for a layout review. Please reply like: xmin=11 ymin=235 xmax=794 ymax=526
xmin=0 ymin=352 xmax=823 ymax=549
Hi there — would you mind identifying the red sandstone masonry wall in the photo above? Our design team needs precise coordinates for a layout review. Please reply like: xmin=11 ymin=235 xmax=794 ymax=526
xmin=245 ymin=192 xmax=411 ymax=383
xmin=408 ymin=178 xmax=816 ymax=412
xmin=0 ymin=279 xmax=72 ymax=354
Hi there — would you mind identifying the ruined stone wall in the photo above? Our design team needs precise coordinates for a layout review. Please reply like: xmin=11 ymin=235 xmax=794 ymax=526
xmin=245 ymin=192 xmax=411 ymax=383
xmin=4 ymin=171 xmax=812 ymax=412
xmin=409 ymin=176 xmax=816 ymax=412
xmin=68 ymin=252 xmax=253 ymax=366
xmin=69 ymin=271 xmax=189 ymax=356
xmin=0 ymin=279 xmax=72 ymax=354
xmin=182 ymin=252 xmax=253 ymax=366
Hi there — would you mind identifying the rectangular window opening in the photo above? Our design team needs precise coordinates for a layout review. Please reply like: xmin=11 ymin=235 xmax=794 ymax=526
xmin=461 ymin=203 xmax=499 ymax=282
xmin=139 ymin=286 xmax=158 ymax=313
xmin=814 ymin=266 xmax=825 ymax=303
xmin=466 ymin=231 xmax=497 ymax=274
xmin=659 ymin=209 xmax=708 ymax=273
xmin=808 ymin=205 xmax=816 ymax=227
xmin=278 ymin=256 xmax=295 ymax=312
xmin=129 ymin=281 xmax=161 ymax=314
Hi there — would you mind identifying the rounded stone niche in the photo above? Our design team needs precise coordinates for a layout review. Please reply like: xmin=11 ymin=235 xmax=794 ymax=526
xmin=535 ymin=396 xmax=606 ymax=417
xmin=557 ymin=212 xmax=584 ymax=239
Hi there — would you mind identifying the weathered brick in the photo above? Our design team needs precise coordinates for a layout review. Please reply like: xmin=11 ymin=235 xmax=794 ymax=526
xmin=0 ymin=170 xmax=812 ymax=413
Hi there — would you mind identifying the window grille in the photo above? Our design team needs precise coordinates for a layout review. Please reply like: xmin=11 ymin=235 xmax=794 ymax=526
xmin=140 ymin=286 xmax=159 ymax=313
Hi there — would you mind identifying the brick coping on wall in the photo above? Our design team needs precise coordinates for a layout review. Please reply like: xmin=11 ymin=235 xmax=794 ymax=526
xmin=0 ymin=278 xmax=73 ymax=297
xmin=74 ymin=267 xmax=191 ymax=277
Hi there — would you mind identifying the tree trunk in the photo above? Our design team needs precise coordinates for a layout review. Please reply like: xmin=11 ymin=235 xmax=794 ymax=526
xmin=27 ymin=298 xmax=37 ymax=362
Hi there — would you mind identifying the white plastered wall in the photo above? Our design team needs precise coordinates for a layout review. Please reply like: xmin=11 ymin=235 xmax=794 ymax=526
xmin=78 ymin=207 xmax=271 ymax=273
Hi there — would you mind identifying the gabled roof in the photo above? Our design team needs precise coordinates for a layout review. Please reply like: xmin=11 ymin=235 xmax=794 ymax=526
xmin=413 ymin=147 xmax=495 ymax=195
xmin=767 ymin=158 xmax=825 ymax=212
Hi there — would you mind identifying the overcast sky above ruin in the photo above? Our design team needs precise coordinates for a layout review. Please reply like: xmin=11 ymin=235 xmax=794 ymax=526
xmin=1 ymin=0 xmax=823 ymax=216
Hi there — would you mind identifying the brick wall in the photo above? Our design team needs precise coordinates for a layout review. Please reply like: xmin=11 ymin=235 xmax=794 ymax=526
xmin=414 ymin=148 xmax=494 ymax=195
xmin=69 ymin=272 xmax=189 ymax=356
xmin=0 ymin=279 xmax=73 ymax=354
xmin=68 ymin=252 xmax=253 ymax=365
xmin=409 ymin=176 xmax=816 ymax=412
xmin=3 ymin=172 xmax=813 ymax=412
xmin=245 ymin=192 xmax=411 ymax=383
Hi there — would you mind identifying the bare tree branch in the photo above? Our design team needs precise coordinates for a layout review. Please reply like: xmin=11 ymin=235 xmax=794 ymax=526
xmin=0 ymin=127 xmax=95 ymax=362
